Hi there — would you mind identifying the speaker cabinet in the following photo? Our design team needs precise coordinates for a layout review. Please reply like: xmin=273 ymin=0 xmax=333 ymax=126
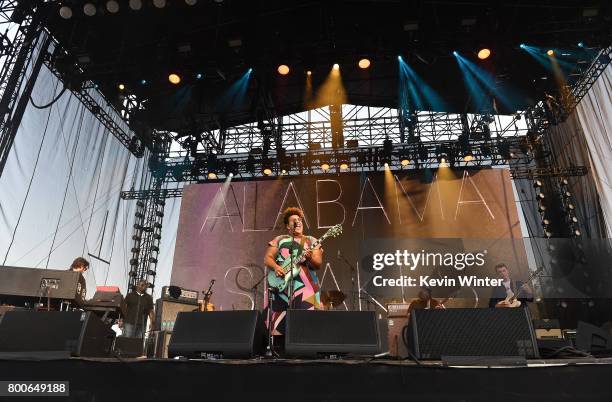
xmin=154 ymin=299 xmax=199 ymax=331
xmin=408 ymin=308 xmax=539 ymax=360
xmin=153 ymin=330 xmax=172 ymax=358
xmin=285 ymin=310 xmax=381 ymax=357
xmin=168 ymin=311 xmax=265 ymax=358
xmin=0 ymin=311 xmax=114 ymax=358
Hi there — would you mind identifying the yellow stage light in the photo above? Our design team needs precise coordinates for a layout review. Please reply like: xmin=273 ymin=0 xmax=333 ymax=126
xmin=358 ymin=58 xmax=371 ymax=69
xmin=477 ymin=48 xmax=491 ymax=60
xmin=168 ymin=73 xmax=181 ymax=84
xmin=277 ymin=64 xmax=290 ymax=75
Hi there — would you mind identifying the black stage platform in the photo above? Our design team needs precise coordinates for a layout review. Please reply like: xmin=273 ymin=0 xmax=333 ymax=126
xmin=1 ymin=357 xmax=611 ymax=402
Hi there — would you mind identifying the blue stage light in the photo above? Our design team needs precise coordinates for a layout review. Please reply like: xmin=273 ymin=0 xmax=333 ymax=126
xmin=140 ymin=79 xmax=147 ymax=85
xmin=452 ymin=51 xmax=458 ymax=56
xmin=578 ymin=42 xmax=584 ymax=48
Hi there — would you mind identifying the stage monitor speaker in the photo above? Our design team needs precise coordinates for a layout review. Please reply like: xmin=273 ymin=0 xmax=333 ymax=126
xmin=576 ymin=321 xmax=612 ymax=355
xmin=0 ymin=311 xmax=114 ymax=358
xmin=285 ymin=310 xmax=381 ymax=357
xmin=168 ymin=311 xmax=265 ymax=358
xmin=408 ymin=308 xmax=539 ymax=360
xmin=113 ymin=337 xmax=143 ymax=358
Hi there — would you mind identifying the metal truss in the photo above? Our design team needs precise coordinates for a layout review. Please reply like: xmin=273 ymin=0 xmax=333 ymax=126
xmin=510 ymin=166 xmax=588 ymax=180
xmin=151 ymin=135 xmax=531 ymax=184
xmin=120 ymin=187 xmax=183 ymax=200
xmin=42 ymin=49 xmax=144 ymax=157
xmin=0 ymin=0 xmax=42 ymax=176
xmin=170 ymin=105 xmax=529 ymax=158
xmin=567 ymin=46 xmax=611 ymax=113
xmin=127 ymin=178 xmax=166 ymax=292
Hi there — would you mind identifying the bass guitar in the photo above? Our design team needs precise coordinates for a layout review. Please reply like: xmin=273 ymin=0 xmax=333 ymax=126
xmin=267 ymin=224 xmax=342 ymax=292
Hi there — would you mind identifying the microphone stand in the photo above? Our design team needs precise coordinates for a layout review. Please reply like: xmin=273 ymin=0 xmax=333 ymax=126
xmin=338 ymin=250 xmax=357 ymax=310
xmin=288 ymin=222 xmax=298 ymax=309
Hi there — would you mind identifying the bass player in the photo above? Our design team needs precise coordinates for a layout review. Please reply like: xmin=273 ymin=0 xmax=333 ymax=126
xmin=263 ymin=207 xmax=323 ymax=337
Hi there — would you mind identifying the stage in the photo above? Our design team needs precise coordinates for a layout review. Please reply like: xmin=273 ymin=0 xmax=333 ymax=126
xmin=1 ymin=357 xmax=611 ymax=401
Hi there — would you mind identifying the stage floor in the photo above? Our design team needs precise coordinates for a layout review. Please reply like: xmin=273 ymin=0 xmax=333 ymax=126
xmin=1 ymin=357 xmax=612 ymax=402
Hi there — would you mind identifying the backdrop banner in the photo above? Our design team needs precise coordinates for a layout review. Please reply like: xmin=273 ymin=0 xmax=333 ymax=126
xmin=171 ymin=168 xmax=525 ymax=311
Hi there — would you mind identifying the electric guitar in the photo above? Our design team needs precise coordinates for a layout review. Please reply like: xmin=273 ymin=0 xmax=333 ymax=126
xmin=496 ymin=266 xmax=543 ymax=308
xmin=267 ymin=224 xmax=343 ymax=292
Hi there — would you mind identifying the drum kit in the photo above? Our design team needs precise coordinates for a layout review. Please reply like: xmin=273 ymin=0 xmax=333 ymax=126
xmin=320 ymin=290 xmax=346 ymax=310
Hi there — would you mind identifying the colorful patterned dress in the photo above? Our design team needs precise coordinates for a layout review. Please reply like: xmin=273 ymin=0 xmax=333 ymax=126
xmin=264 ymin=235 xmax=321 ymax=335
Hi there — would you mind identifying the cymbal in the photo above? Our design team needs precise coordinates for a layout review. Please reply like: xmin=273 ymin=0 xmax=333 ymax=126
xmin=320 ymin=290 xmax=346 ymax=306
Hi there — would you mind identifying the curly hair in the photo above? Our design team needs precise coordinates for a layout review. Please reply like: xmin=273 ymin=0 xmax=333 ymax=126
xmin=70 ymin=257 xmax=90 ymax=270
xmin=283 ymin=207 xmax=304 ymax=225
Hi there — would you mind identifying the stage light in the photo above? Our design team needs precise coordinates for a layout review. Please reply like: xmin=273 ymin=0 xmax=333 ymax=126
xmin=83 ymin=3 xmax=97 ymax=16
xmin=306 ymin=70 xmax=312 ymax=76
xmin=574 ymin=229 xmax=582 ymax=236
xmin=477 ymin=48 xmax=491 ymax=60
xmin=277 ymin=64 xmax=290 ymax=75
xmin=547 ymin=49 xmax=554 ymax=56
xmin=59 ymin=6 xmax=72 ymax=19
xmin=537 ymin=192 xmax=545 ymax=200
xmin=578 ymin=42 xmax=584 ymax=48
xmin=153 ymin=0 xmax=166 ymax=8
xmin=129 ymin=0 xmax=142 ymax=10
xmin=397 ymin=55 xmax=403 ymax=61
xmin=196 ymin=73 xmax=203 ymax=79
xmin=168 ymin=73 xmax=181 ymax=84
xmin=565 ymin=191 xmax=572 ymax=197
xmin=384 ymin=162 xmax=389 ymax=169
xmin=538 ymin=205 xmax=547 ymax=213
xmin=338 ymin=157 xmax=350 ymax=170
xmin=118 ymin=83 xmax=125 ymax=90
xmin=358 ymin=58 xmax=371 ymax=69
xmin=140 ymin=79 xmax=147 ymax=85
xmin=533 ymin=179 xmax=543 ymax=188
xmin=401 ymin=158 xmax=410 ymax=166
xmin=263 ymin=167 xmax=272 ymax=176
xmin=463 ymin=150 xmax=474 ymax=162
xmin=571 ymin=216 xmax=579 ymax=223
xmin=207 ymin=172 xmax=217 ymax=179
xmin=542 ymin=218 xmax=550 ymax=226
xmin=519 ymin=44 xmax=526 ymax=49
xmin=321 ymin=162 xmax=330 ymax=171
xmin=561 ymin=178 xmax=569 ymax=185
xmin=452 ymin=51 xmax=458 ymax=56
xmin=281 ymin=169 xmax=287 ymax=175
xmin=332 ymin=63 xmax=340 ymax=70
xmin=568 ymin=203 xmax=575 ymax=210
xmin=106 ymin=1 xmax=119 ymax=13
xmin=185 ymin=0 xmax=198 ymax=5
xmin=229 ymin=172 xmax=234 ymax=178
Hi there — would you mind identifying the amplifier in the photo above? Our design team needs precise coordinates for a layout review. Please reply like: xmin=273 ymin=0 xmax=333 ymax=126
xmin=160 ymin=286 xmax=198 ymax=305
xmin=387 ymin=303 xmax=411 ymax=318
xmin=0 ymin=266 xmax=86 ymax=306
xmin=533 ymin=319 xmax=563 ymax=340
xmin=154 ymin=298 xmax=199 ymax=331
xmin=152 ymin=330 xmax=173 ymax=358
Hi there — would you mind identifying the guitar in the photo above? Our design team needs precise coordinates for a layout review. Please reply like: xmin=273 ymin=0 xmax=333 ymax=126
xmin=267 ymin=224 xmax=343 ymax=292
xmin=496 ymin=266 xmax=543 ymax=308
